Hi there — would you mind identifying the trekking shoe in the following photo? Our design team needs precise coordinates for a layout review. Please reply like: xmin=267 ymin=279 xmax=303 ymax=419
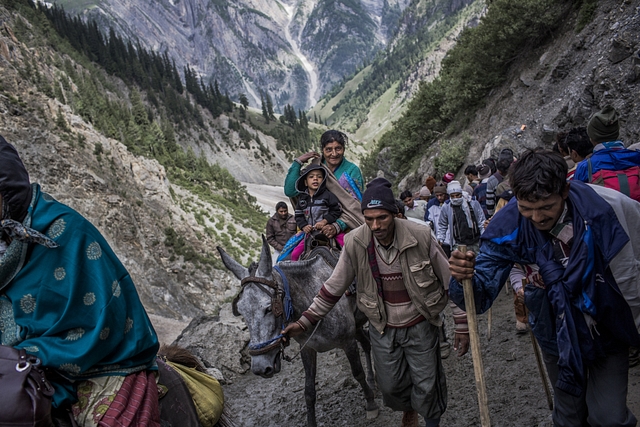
xmin=516 ymin=320 xmax=528 ymax=335
xmin=401 ymin=410 xmax=419 ymax=427
xmin=630 ymin=347 xmax=640 ymax=368
xmin=440 ymin=340 xmax=451 ymax=359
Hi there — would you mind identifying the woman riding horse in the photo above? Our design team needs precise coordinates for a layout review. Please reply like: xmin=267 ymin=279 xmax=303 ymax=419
xmin=284 ymin=129 xmax=364 ymax=239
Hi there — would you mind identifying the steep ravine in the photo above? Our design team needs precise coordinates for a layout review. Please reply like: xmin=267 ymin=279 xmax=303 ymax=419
xmin=283 ymin=2 xmax=319 ymax=107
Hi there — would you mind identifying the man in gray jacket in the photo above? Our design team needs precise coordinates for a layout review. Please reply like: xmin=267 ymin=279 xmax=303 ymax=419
xmin=437 ymin=180 xmax=486 ymax=253
xmin=285 ymin=178 xmax=469 ymax=427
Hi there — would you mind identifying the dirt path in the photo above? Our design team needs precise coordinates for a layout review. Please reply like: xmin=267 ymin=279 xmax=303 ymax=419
xmin=223 ymin=288 xmax=640 ymax=426
xmin=226 ymin=183 xmax=640 ymax=426
xmin=242 ymin=182 xmax=292 ymax=215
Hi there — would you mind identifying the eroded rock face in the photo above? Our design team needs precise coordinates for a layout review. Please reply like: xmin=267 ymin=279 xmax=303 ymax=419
xmin=403 ymin=0 xmax=640 ymax=190
xmin=1 ymin=123 xmax=235 ymax=319
xmin=53 ymin=0 xmax=411 ymax=111
xmin=0 ymin=20 xmax=264 ymax=321
xmin=173 ymin=303 xmax=251 ymax=380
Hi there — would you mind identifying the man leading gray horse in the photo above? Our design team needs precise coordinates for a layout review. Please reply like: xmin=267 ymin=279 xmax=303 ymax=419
xmin=284 ymin=177 xmax=469 ymax=427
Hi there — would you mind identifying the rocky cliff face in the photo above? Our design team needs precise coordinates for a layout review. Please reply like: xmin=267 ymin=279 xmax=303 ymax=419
xmin=398 ymin=0 xmax=640 ymax=190
xmin=49 ymin=0 xmax=410 ymax=111
xmin=0 ymin=7 xmax=281 ymax=320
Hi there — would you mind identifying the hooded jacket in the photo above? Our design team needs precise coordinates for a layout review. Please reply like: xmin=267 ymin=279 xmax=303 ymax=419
xmin=0 ymin=136 xmax=32 ymax=222
xmin=573 ymin=141 xmax=640 ymax=199
xmin=449 ymin=181 xmax=640 ymax=397
xmin=294 ymin=164 xmax=342 ymax=229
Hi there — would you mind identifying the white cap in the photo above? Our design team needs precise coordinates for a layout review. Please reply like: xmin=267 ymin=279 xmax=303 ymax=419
xmin=447 ymin=180 xmax=463 ymax=195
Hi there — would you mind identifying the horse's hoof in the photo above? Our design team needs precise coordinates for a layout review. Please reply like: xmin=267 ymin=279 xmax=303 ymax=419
xmin=366 ymin=408 xmax=379 ymax=419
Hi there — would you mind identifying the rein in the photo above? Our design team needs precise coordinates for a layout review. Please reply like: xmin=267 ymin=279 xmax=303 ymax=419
xmin=237 ymin=265 xmax=321 ymax=362
xmin=238 ymin=267 xmax=293 ymax=357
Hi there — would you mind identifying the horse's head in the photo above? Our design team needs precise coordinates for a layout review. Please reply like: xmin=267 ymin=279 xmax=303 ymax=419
xmin=217 ymin=237 xmax=283 ymax=378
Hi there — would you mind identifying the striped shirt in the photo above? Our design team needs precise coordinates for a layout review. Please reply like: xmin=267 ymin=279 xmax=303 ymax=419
xmin=376 ymin=248 xmax=425 ymax=328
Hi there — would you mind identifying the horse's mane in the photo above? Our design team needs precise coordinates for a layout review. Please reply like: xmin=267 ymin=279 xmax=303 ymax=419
xmin=280 ymin=246 xmax=338 ymax=270
xmin=158 ymin=343 xmax=207 ymax=373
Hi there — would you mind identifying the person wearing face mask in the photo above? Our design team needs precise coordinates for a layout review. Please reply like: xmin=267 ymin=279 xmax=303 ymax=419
xmin=436 ymin=181 xmax=486 ymax=254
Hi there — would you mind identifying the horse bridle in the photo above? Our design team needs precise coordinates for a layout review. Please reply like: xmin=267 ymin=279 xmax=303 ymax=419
xmin=232 ymin=267 xmax=293 ymax=357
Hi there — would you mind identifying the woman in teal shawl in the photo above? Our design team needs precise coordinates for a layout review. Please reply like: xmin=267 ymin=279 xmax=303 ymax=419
xmin=283 ymin=130 xmax=364 ymax=238
xmin=0 ymin=136 xmax=158 ymax=414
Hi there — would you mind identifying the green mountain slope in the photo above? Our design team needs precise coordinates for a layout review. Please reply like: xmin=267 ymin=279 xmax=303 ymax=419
xmin=310 ymin=0 xmax=484 ymax=148
xmin=0 ymin=0 xmax=321 ymax=317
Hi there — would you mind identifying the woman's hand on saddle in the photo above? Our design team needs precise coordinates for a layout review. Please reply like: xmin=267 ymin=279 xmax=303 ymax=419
xmin=321 ymin=223 xmax=338 ymax=239
xmin=449 ymin=249 xmax=476 ymax=282
xmin=454 ymin=332 xmax=470 ymax=357
xmin=303 ymin=225 xmax=313 ymax=234
xmin=314 ymin=220 xmax=328 ymax=230
xmin=297 ymin=152 xmax=320 ymax=164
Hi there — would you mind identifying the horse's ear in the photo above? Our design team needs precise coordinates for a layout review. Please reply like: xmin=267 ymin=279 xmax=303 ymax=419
xmin=216 ymin=246 xmax=250 ymax=280
xmin=256 ymin=235 xmax=272 ymax=277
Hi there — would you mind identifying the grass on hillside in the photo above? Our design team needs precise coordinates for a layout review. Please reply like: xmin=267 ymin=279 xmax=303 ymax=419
xmin=308 ymin=65 xmax=372 ymax=125
xmin=353 ymin=81 xmax=401 ymax=145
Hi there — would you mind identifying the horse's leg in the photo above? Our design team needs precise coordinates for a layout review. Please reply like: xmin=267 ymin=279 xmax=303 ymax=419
xmin=300 ymin=347 xmax=318 ymax=427
xmin=343 ymin=339 xmax=379 ymax=419
xmin=355 ymin=326 xmax=377 ymax=392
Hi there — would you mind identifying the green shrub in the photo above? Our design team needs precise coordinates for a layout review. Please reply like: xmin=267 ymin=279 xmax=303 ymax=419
xmin=377 ymin=0 xmax=571 ymax=181
xmin=575 ymin=0 xmax=598 ymax=32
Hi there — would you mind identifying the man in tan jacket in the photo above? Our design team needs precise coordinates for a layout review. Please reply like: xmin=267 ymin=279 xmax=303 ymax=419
xmin=285 ymin=177 xmax=469 ymax=427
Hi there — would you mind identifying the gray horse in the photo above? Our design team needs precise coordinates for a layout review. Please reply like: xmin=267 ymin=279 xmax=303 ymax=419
xmin=217 ymin=238 xmax=379 ymax=427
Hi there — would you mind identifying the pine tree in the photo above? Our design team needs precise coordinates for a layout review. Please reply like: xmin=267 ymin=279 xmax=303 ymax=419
xmin=261 ymin=94 xmax=269 ymax=124
xmin=130 ymin=89 xmax=149 ymax=128
xmin=266 ymin=93 xmax=275 ymax=119
xmin=239 ymin=93 xmax=249 ymax=110
xmin=56 ymin=107 xmax=70 ymax=132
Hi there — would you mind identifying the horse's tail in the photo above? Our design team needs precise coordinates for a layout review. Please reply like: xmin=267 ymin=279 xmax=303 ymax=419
xmin=158 ymin=344 xmax=237 ymax=427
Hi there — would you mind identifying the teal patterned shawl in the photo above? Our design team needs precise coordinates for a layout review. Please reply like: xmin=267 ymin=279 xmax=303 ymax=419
xmin=0 ymin=184 xmax=159 ymax=407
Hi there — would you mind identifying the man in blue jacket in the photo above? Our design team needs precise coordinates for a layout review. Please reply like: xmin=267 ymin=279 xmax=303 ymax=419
xmin=449 ymin=149 xmax=640 ymax=427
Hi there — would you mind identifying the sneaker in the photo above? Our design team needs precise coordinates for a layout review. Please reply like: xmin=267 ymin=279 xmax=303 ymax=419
xmin=516 ymin=320 xmax=528 ymax=334
xmin=440 ymin=341 xmax=451 ymax=359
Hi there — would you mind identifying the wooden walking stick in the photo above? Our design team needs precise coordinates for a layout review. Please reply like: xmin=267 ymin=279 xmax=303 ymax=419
xmin=529 ymin=328 xmax=554 ymax=410
xmin=521 ymin=278 xmax=554 ymax=410
xmin=458 ymin=244 xmax=491 ymax=426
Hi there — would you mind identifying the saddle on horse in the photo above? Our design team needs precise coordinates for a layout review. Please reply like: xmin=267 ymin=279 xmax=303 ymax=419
xmin=300 ymin=231 xmax=341 ymax=262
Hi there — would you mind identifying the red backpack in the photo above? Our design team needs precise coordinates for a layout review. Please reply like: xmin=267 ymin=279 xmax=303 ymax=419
xmin=587 ymin=158 xmax=640 ymax=202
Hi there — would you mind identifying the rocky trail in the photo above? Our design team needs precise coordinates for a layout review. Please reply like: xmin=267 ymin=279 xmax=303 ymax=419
xmin=150 ymin=183 xmax=640 ymax=426
xmin=219 ymin=287 xmax=640 ymax=427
